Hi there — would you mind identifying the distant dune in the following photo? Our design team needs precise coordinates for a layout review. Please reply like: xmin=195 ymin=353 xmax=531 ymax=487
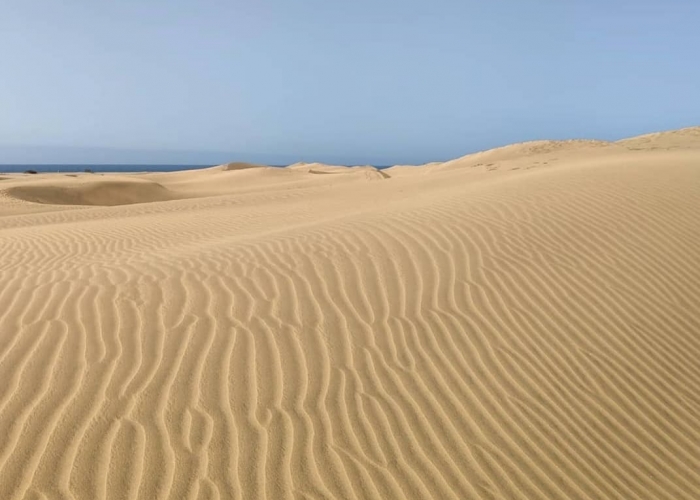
xmin=218 ymin=161 xmax=269 ymax=171
xmin=6 ymin=176 xmax=179 ymax=207
xmin=0 ymin=127 xmax=699 ymax=499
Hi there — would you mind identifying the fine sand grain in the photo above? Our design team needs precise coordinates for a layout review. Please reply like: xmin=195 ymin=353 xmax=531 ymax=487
xmin=0 ymin=127 xmax=699 ymax=499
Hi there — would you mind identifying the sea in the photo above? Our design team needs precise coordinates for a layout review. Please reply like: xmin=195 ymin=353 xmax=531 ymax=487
xmin=0 ymin=164 xmax=215 ymax=173
xmin=0 ymin=164 xmax=394 ymax=174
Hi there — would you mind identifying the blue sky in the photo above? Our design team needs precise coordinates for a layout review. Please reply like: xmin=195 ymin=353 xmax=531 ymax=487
xmin=1 ymin=1 xmax=698 ymax=164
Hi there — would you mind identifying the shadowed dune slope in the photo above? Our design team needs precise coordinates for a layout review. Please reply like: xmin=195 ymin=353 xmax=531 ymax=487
xmin=5 ymin=177 xmax=179 ymax=206
xmin=0 ymin=129 xmax=699 ymax=500
xmin=218 ymin=161 xmax=269 ymax=171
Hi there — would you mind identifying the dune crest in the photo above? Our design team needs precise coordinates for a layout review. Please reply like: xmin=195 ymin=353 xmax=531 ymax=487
xmin=616 ymin=126 xmax=700 ymax=150
xmin=0 ymin=128 xmax=699 ymax=499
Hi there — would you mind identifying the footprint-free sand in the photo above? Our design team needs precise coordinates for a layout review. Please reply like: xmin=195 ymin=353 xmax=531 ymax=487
xmin=1 ymin=128 xmax=699 ymax=499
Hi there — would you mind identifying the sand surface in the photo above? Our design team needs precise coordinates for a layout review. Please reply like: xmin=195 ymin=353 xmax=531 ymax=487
xmin=1 ymin=127 xmax=699 ymax=499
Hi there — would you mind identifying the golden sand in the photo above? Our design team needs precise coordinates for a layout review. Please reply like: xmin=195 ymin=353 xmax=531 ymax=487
xmin=1 ymin=128 xmax=699 ymax=499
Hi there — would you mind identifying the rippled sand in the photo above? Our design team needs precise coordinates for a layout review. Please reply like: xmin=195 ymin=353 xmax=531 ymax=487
xmin=1 ymin=127 xmax=699 ymax=499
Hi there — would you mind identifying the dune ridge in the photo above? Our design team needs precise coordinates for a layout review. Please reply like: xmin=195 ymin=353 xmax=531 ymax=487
xmin=616 ymin=126 xmax=700 ymax=150
xmin=0 ymin=128 xmax=699 ymax=499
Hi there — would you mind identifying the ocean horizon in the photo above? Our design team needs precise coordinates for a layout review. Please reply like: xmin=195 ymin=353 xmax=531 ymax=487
xmin=1 ymin=164 xmax=219 ymax=173
xmin=0 ymin=164 xmax=394 ymax=173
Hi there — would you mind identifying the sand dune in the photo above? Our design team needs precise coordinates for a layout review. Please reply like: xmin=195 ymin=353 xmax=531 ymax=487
xmin=1 ymin=128 xmax=699 ymax=499
xmin=287 ymin=163 xmax=389 ymax=179
xmin=4 ymin=175 xmax=180 ymax=207
xmin=214 ymin=161 xmax=270 ymax=171
xmin=617 ymin=126 xmax=700 ymax=150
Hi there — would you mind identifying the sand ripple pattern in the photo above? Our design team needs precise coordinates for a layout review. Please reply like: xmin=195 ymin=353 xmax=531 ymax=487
xmin=1 ymin=151 xmax=699 ymax=499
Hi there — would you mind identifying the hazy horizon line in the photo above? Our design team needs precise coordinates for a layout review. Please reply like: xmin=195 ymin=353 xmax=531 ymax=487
xmin=2 ymin=124 xmax=697 ymax=166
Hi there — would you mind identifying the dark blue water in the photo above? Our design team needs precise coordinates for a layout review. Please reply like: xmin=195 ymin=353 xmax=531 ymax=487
xmin=0 ymin=164 xmax=213 ymax=173
xmin=0 ymin=164 xmax=393 ymax=173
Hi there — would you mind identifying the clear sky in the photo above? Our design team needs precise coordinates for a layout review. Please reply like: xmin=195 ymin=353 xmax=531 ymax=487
xmin=1 ymin=0 xmax=698 ymax=165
